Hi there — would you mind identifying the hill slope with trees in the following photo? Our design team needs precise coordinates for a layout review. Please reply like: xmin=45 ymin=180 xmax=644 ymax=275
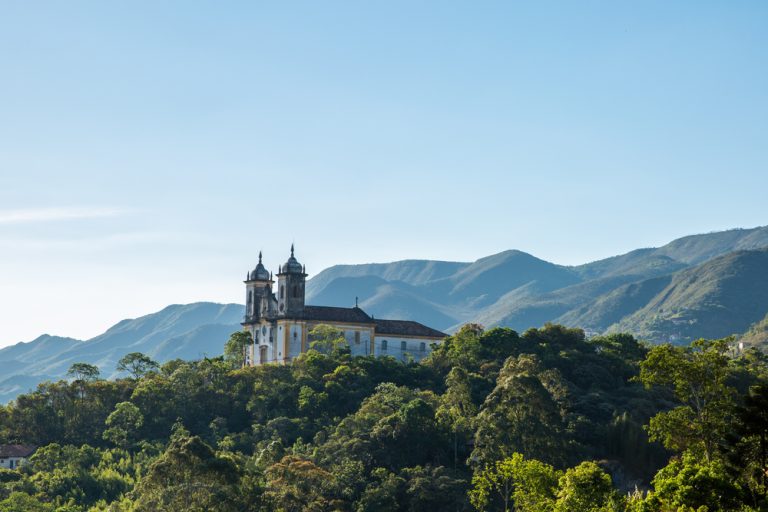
xmin=0 ymin=324 xmax=765 ymax=511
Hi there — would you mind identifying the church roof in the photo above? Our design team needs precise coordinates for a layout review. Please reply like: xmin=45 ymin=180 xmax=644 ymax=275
xmin=301 ymin=305 xmax=373 ymax=323
xmin=0 ymin=444 xmax=36 ymax=458
xmin=373 ymin=319 xmax=447 ymax=338
xmin=291 ymin=306 xmax=446 ymax=337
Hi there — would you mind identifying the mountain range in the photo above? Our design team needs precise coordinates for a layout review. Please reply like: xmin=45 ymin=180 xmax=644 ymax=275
xmin=0 ymin=303 xmax=244 ymax=403
xmin=2 ymin=225 xmax=768 ymax=402
xmin=308 ymin=226 xmax=768 ymax=341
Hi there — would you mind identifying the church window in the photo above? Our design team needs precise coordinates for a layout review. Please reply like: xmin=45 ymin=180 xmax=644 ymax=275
xmin=420 ymin=342 xmax=426 ymax=352
xmin=293 ymin=285 xmax=298 ymax=297
xmin=401 ymin=341 xmax=407 ymax=351
xmin=354 ymin=331 xmax=360 ymax=345
xmin=381 ymin=339 xmax=388 ymax=351
xmin=280 ymin=286 xmax=284 ymax=299
xmin=293 ymin=331 xmax=297 ymax=340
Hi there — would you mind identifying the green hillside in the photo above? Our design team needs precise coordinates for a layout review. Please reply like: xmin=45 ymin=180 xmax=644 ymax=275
xmin=609 ymin=249 xmax=768 ymax=343
xmin=739 ymin=311 xmax=768 ymax=350
xmin=556 ymin=275 xmax=673 ymax=332
xmin=0 ymin=325 xmax=765 ymax=511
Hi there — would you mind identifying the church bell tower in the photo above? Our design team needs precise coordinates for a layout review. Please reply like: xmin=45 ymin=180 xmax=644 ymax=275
xmin=277 ymin=244 xmax=307 ymax=317
xmin=243 ymin=251 xmax=274 ymax=324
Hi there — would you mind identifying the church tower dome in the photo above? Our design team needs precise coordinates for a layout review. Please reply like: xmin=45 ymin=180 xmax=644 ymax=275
xmin=248 ymin=251 xmax=271 ymax=282
xmin=277 ymin=244 xmax=307 ymax=317
xmin=280 ymin=244 xmax=305 ymax=274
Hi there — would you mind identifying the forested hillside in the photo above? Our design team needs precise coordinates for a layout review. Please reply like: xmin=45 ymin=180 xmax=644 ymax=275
xmin=0 ymin=324 xmax=765 ymax=511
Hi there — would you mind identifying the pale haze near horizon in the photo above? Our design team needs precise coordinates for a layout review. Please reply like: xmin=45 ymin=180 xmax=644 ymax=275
xmin=1 ymin=2 xmax=766 ymax=345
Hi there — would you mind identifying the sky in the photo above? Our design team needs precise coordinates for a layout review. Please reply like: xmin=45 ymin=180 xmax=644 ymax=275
xmin=1 ymin=1 xmax=767 ymax=345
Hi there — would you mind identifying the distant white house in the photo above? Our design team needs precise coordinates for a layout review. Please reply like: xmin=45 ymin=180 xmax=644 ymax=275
xmin=0 ymin=445 xmax=36 ymax=469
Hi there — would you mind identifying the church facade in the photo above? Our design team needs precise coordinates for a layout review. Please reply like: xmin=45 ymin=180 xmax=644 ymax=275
xmin=242 ymin=246 xmax=447 ymax=365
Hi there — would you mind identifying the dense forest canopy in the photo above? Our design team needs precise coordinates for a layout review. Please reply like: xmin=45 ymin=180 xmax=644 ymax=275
xmin=0 ymin=324 xmax=765 ymax=511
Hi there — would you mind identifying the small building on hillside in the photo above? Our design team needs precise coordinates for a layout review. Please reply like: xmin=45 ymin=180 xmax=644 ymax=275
xmin=0 ymin=445 xmax=36 ymax=469
xmin=242 ymin=247 xmax=447 ymax=365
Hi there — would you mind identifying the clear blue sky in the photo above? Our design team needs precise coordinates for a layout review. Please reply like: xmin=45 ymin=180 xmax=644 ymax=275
xmin=1 ymin=1 xmax=766 ymax=345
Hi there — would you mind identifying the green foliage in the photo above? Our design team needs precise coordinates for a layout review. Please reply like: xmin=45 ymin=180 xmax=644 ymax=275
xmin=264 ymin=455 xmax=338 ymax=511
xmin=103 ymin=402 xmax=144 ymax=449
xmin=0 ymin=327 xmax=765 ymax=511
xmin=554 ymin=461 xmax=620 ymax=512
xmin=727 ymin=382 xmax=768 ymax=504
xmin=67 ymin=363 xmax=101 ymax=382
xmin=469 ymin=453 xmax=560 ymax=512
xmin=133 ymin=433 xmax=246 ymax=511
xmin=436 ymin=367 xmax=477 ymax=469
xmin=116 ymin=353 xmax=159 ymax=380
xmin=472 ymin=354 xmax=569 ymax=468
xmin=223 ymin=331 xmax=253 ymax=368
xmin=646 ymin=451 xmax=744 ymax=511
xmin=308 ymin=324 xmax=350 ymax=356
xmin=0 ymin=492 xmax=54 ymax=511
xmin=639 ymin=338 xmax=736 ymax=460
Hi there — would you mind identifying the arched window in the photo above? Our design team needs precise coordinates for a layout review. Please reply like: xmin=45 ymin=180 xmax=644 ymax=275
xmin=420 ymin=342 xmax=426 ymax=352
xmin=401 ymin=341 xmax=407 ymax=351
xmin=354 ymin=331 xmax=361 ymax=345
xmin=381 ymin=339 xmax=388 ymax=351
xmin=280 ymin=286 xmax=284 ymax=299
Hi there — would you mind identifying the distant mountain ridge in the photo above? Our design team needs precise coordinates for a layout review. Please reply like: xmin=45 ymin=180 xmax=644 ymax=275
xmin=307 ymin=226 xmax=768 ymax=341
xmin=0 ymin=303 xmax=243 ymax=403
xmin=4 ymin=225 xmax=768 ymax=403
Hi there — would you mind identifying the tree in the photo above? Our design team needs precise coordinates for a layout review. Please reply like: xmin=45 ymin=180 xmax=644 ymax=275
xmin=308 ymin=325 xmax=349 ymax=356
xmin=116 ymin=352 xmax=159 ymax=379
xmin=646 ymin=451 xmax=744 ymax=511
xmin=554 ymin=461 xmax=619 ymax=512
xmin=401 ymin=465 xmax=467 ymax=511
xmin=132 ymin=434 xmax=244 ymax=512
xmin=729 ymin=383 xmax=768 ymax=501
xmin=427 ymin=323 xmax=485 ymax=372
xmin=470 ymin=453 xmax=560 ymax=512
xmin=471 ymin=355 xmax=568 ymax=468
xmin=436 ymin=367 xmax=477 ymax=469
xmin=0 ymin=492 xmax=54 ymax=512
xmin=66 ymin=362 xmax=101 ymax=402
xmin=638 ymin=338 xmax=736 ymax=460
xmin=265 ymin=455 xmax=339 ymax=511
xmin=103 ymin=401 xmax=144 ymax=448
xmin=67 ymin=362 xmax=101 ymax=382
xmin=224 ymin=331 xmax=253 ymax=368
xmin=355 ymin=468 xmax=405 ymax=512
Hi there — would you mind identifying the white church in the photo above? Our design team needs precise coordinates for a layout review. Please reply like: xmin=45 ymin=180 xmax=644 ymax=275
xmin=242 ymin=246 xmax=447 ymax=365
